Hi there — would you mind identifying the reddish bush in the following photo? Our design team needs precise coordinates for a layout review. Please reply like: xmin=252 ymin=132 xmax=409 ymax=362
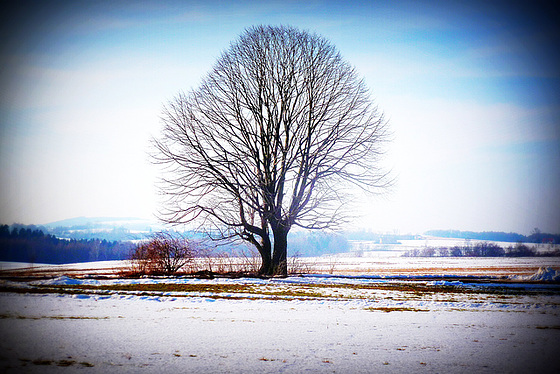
xmin=130 ymin=232 xmax=196 ymax=275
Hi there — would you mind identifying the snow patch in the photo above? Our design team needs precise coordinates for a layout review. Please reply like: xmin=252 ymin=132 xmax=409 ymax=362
xmin=426 ymin=280 xmax=463 ymax=286
xmin=46 ymin=276 xmax=82 ymax=285
xmin=524 ymin=267 xmax=560 ymax=282
xmin=32 ymin=276 xmax=99 ymax=286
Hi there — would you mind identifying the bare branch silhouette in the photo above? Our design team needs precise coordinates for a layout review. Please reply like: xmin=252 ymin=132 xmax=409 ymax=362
xmin=153 ymin=25 xmax=391 ymax=275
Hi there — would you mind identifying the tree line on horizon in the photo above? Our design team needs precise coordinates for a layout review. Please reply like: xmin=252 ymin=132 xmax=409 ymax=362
xmin=2 ymin=223 xmax=558 ymax=265
xmin=403 ymin=241 xmax=560 ymax=258
xmin=424 ymin=229 xmax=560 ymax=244
xmin=0 ymin=224 xmax=350 ymax=265
xmin=0 ymin=225 xmax=133 ymax=264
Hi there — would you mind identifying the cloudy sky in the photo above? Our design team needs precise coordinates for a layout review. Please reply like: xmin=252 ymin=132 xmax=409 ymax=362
xmin=1 ymin=0 xmax=559 ymax=234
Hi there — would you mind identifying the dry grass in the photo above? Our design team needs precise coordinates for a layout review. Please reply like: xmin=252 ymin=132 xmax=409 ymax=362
xmin=4 ymin=278 xmax=555 ymax=304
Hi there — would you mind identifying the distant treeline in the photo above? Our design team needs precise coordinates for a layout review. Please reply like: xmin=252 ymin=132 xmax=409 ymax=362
xmin=288 ymin=231 xmax=350 ymax=256
xmin=0 ymin=224 xmax=351 ymax=264
xmin=425 ymin=230 xmax=560 ymax=244
xmin=192 ymin=231 xmax=350 ymax=258
xmin=403 ymin=242 xmax=560 ymax=258
xmin=0 ymin=225 xmax=133 ymax=264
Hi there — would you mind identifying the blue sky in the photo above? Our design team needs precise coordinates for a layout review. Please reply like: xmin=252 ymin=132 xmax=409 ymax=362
xmin=1 ymin=0 xmax=559 ymax=234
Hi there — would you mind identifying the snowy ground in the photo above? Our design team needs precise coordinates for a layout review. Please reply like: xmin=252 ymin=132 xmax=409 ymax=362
xmin=2 ymin=254 xmax=560 ymax=278
xmin=1 ymin=256 xmax=560 ymax=373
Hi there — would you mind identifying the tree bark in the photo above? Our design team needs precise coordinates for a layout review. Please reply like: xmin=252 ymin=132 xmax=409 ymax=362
xmin=271 ymin=226 xmax=288 ymax=277
xmin=244 ymin=226 xmax=273 ymax=276
xmin=257 ymin=235 xmax=273 ymax=276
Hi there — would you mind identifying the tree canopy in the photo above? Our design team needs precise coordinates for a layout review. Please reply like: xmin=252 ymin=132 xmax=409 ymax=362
xmin=154 ymin=25 xmax=390 ymax=275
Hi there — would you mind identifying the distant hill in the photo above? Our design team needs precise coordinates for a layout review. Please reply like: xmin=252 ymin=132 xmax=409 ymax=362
xmin=43 ymin=217 xmax=165 ymax=242
xmin=44 ymin=216 xmax=162 ymax=230
xmin=44 ymin=216 xmax=141 ymax=227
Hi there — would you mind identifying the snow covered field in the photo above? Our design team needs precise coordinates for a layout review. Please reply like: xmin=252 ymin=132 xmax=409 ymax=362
xmin=0 ymin=265 xmax=559 ymax=373
xmin=2 ymin=253 xmax=560 ymax=278
xmin=1 ymin=254 xmax=560 ymax=373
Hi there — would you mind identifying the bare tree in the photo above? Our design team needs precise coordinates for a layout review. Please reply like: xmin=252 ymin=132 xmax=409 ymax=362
xmin=154 ymin=25 xmax=390 ymax=276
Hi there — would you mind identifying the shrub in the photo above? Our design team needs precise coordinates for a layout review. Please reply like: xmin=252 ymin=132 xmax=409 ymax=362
xmin=130 ymin=232 xmax=197 ymax=275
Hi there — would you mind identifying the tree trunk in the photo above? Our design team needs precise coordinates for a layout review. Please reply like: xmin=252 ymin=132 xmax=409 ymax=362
xmin=257 ymin=235 xmax=273 ymax=276
xmin=272 ymin=227 xmax=288 ymax=277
